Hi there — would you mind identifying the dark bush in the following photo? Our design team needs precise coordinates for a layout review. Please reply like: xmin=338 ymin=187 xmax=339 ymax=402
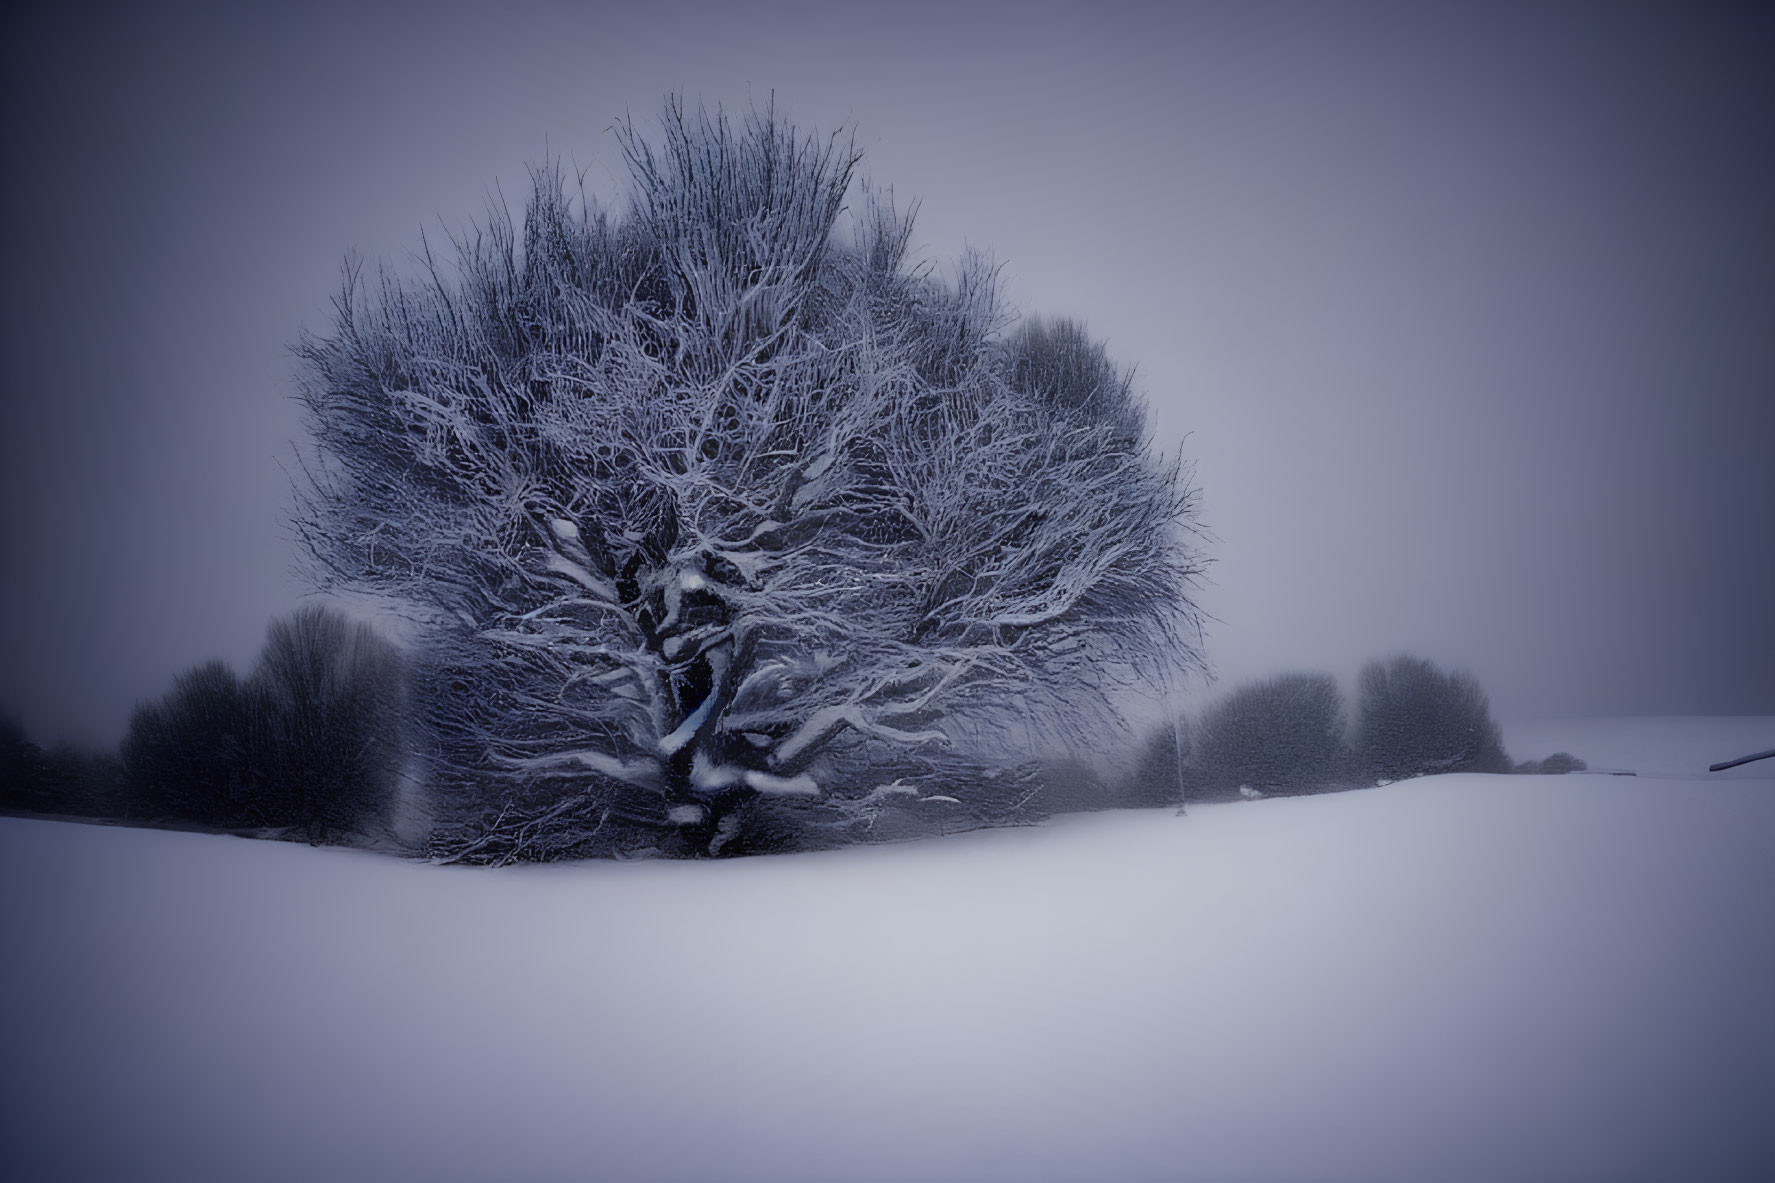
xmin=3 ymin=715 xmax=131 ymax=819
xmin=1517 ymin=751 xmax=1586 ymax=775
xmin=1189 ymin=672 xmax=1349 ymax=800
xmin=1353 ymin=654 xmax=1510 ymax=781
xmin=38 ymin=745 xmax=128 ymax=818
xmin=1 ymin=713 xmax=51 ymax=812
xmin=247 ymin=605 xmax=408 ymax=842
xmin=122 ymin=660 xmax=256 ymax=826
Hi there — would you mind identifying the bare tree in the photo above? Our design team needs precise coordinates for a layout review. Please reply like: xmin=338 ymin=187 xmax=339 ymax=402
xmin=117 ymin=609 xmax=407 ymax=841
xmin=122 ymin=660 xmax=254 ymax=827
xmin=248 ymin=605 xmax=408 ymax=844
xmin=294 ymin=98 xmax=1207 ymax=859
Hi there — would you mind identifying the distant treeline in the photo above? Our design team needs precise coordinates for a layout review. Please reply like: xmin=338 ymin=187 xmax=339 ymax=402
xmin=3 ymin=639 xmax=1584 ymax=858
xmin=1070 ymin=654 xmax=1585 ymax=811
xmin=2 ymin=606 xmax=408 ymax=846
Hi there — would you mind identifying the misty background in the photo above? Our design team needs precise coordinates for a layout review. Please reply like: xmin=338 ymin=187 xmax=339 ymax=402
xmin=2 ymin=0 xmax=1770 ymax=748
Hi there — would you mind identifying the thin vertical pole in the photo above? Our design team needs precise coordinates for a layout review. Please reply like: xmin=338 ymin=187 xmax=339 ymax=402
xmin=1171 ymin=696 xmax=1187 ymax=817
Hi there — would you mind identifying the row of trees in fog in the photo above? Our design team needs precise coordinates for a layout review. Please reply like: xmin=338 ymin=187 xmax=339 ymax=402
xmin=1109 ymin=653 xmax=1583 ymax=809
xmin=2 ymin=607 xmax=407 ymax=844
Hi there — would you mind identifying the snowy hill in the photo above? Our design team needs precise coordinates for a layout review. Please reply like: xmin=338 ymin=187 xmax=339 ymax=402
xmin=3 ymin=718 xmax=1772 ymax=1181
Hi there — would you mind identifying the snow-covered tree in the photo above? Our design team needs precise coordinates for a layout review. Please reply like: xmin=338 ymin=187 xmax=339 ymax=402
xmin=293 ymin=99 xmax=1207 ymax=858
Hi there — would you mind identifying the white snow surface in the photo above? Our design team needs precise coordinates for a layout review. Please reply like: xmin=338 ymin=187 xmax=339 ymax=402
xmin=3 ymin=717 xmax=1772 ymax=1181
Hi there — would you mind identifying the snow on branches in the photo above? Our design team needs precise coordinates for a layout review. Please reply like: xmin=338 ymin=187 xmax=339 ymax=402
xmin=293 ymin=98 xmax=1207 ymax=858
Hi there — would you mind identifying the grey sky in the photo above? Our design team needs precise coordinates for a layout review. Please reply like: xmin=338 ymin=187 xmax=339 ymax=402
xmin=3 ymin=1 xmax=1771 ymax=746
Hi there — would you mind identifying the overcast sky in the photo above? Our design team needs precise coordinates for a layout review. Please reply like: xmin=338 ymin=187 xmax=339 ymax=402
xmin=2 ymin=1 xmax=1771 ymax=746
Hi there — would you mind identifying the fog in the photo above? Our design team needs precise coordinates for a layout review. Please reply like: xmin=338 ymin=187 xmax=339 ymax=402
xmin=3 ymin=1 xmax=1771 ymax=746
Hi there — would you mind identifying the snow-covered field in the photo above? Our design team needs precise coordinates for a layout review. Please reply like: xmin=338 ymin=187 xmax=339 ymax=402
xmin=3 ymin=718 xmax=1771 ymax=1182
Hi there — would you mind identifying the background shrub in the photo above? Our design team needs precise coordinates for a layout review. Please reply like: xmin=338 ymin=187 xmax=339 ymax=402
xmin=122 ymin=660 xmax=256 ymax=826
xmin=120 ymin=607 xmax=408 ymax=841
xmin=1353 ymin=654 xmax=1510 ymax=780
xmin=2 ymin=716 xmax=134 ymax=820
xmin=1189 ymin=672 xmax=1349 ymax=800
xmin=1 ymin=713 xmax=51 ymax=813
xmin=1516 ymin=751 xmax=1587 ymax=775
xmin=247 ymin=605 xmax=408 ymax=843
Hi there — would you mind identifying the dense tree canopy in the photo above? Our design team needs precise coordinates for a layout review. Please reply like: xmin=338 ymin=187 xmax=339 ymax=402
xmin=1190 ymin=672 xmax=1349 ymax=798
xmin=294 ymin=99 xmax=1207 ymax=858
xmin=1354 ymin=654 xmax=1510 ymax=780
